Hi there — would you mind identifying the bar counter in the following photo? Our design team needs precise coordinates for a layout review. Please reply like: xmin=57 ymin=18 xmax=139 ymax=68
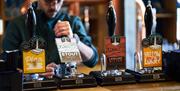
xmin=58 ymin=81 xmax=180 ymax=91
xmin=55 ymin=64 xmax=180 ymax=91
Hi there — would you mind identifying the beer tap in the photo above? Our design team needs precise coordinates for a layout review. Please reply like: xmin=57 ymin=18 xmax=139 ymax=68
xmin=100 ymin=53 xmax=107 ymax=76
xmin=103 ymin=0 xmax=122 ymax=76
xmin=23 ymin=3 xmax=46 ymax=81
xmin=100 ymin=0 xmax=116 ymax=76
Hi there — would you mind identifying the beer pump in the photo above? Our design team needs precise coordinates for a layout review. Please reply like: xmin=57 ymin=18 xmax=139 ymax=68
xmin=90 ymin=0 xmax=136 ymax=86
xmin=54 ymin=35 xmax=97 ymax=89
xmin=126 ymin=0 xmax=166 ymax=82
xmin=53 ymin=17 xmax=96 ymax=90
xmin=22 ymin=4 xmax=57 ymax=91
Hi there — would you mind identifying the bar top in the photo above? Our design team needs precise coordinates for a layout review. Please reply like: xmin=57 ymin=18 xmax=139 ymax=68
xmin=56 ymin=64 xmax=180 ymax=91
xmin=58 ymin=81 xmax=180 ymax=91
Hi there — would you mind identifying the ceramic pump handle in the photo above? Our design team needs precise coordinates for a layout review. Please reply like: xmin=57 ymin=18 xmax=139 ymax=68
xmin=144 ymin=0 xmax=153 ymax=37
xmin=106 ymin=0 xmax=117 ymax=37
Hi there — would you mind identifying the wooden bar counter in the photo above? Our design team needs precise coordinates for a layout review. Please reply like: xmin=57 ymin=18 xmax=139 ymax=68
xmin=57 ymin=81 xmax=180 ymax=91
xmin=54 ymin=64 xmax=180 ymax=91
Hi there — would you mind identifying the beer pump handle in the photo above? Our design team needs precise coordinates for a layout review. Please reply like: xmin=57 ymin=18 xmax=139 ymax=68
xmin=26 ymin=4 xmax=37 ymax=37
xmin=21 ymin=4 xmax=37 ymax=50
xmin=144 ymin=0 xmax=153 ymax=37
xmin=106 ymin=0 xmax=116 ymax=37
xmin=23 ymin=4 xmax=46 ymax=50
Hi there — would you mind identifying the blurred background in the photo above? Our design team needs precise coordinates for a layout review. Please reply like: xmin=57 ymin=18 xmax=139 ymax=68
xmin=0 ymin=0 xmax=179 ymax=69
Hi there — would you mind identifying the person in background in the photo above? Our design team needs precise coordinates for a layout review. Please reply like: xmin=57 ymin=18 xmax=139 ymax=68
xmin=2 ymin=0 xmax=98 ymax=77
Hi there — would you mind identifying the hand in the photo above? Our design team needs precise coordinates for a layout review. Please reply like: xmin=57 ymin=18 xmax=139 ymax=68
xmin=40 ymin=62 xmax=57 ymax=78
xmin=54 ymin=20 xmax=73 ymax=38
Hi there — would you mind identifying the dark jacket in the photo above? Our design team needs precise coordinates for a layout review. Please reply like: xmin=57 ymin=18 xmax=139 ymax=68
xmin=2 ymin=10 xmax=98 ymax=67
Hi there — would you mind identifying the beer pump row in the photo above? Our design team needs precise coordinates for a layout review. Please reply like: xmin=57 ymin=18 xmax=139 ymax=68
xmin=0 ymin=0 xmax=178 ymax=91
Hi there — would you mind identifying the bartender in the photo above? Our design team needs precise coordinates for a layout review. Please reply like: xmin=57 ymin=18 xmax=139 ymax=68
xmin=2 ymin=0 xmax=98 ymax=78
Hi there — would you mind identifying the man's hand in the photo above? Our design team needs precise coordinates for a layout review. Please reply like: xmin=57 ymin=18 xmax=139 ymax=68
xmin=54 ymin=20 xmax=73 ymax=38
xmin=40 ymin=63 xmax=57 ymax=78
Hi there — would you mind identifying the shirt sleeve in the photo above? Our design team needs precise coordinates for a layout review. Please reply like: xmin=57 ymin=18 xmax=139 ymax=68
xmin=70 ymin=16 xmax=99 ymax=68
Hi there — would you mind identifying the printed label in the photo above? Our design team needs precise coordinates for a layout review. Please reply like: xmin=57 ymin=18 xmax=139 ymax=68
xmin=105 ymin=36 xmax=126 ymax=70
xmin=23 ymin=49 xmax=45 ymax=74
xmin=143 ymin=46 xmax=162 ymax=67
xmin=56 ymin=38 xmax=82 ymax=63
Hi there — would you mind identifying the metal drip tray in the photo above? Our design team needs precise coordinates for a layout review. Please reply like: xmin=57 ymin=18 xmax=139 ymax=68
xmin=89 ymin=71 xmax=136 ymax=86
xmin=55 ymin=73 xmax=97 ymax=89
xmin=23 ymin=77 xmax=57 ymax=91
xmin=126 ymin=69 xmax=167 ymax=82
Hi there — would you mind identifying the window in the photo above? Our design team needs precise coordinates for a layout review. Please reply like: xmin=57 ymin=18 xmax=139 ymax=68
xmin=177 ymin=1 xmax=180 ymax=41
xmin=0 ymin=19 xmax=3 ymax=35
xmin=177 ymin=8 xmax=180 ymax=41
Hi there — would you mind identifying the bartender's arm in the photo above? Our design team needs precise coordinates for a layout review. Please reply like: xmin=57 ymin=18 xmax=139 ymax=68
xmin=42 ymin=19 xmax=98 ymax=77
